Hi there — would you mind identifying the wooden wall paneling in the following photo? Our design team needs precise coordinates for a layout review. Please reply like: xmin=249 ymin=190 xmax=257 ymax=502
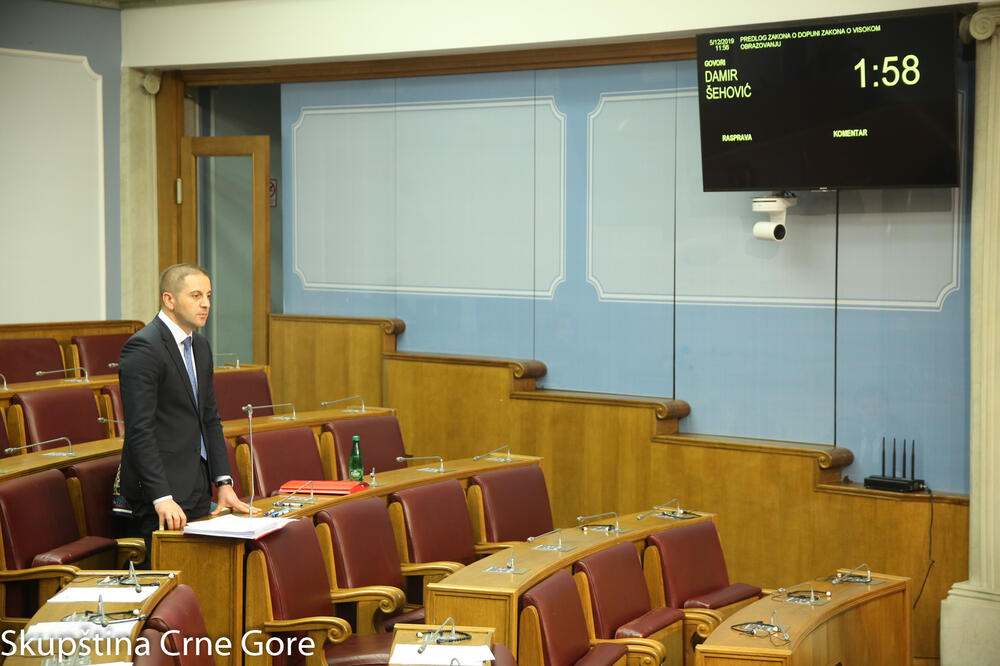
xmin=268 ymin=314 xmax=401 ymax=411
xmin=382 ymin=353 xmax=545 ymax=464
xmin=0 ymin=320 xmax=144 ymax=344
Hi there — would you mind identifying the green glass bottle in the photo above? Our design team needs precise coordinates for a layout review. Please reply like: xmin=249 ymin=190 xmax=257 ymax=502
xmin=349 ymin=435 xmax=364 ymax=482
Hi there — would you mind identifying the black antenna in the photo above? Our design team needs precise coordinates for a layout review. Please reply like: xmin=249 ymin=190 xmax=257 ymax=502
xmin=911 ymin=440 xmax=916 ymax=479
xmin=892 ymin=438 xmax=897 ymax=477
xmin=902 ymin=439 xmax=907 ymax=479
xmin=881 ymin=436 xmax=886 ymax=476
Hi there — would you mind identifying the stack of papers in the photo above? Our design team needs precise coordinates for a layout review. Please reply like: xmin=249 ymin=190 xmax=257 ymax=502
xmin=25 ymin=620 xmax=138 ymax=640
xmin=49 ymin=587 xmax=158 ymax=603
xmin=389 ymin=644 xmax=495 ymax=665
xmin=183 ymin=515 xmax=291 ymax=539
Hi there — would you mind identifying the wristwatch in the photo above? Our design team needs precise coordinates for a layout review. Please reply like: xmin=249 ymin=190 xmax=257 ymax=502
xmin=215 ymin=478 xmax=234 ymax=488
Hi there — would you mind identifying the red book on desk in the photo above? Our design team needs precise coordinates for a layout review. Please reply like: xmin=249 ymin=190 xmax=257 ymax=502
xmin=277 ymin=480 xmax=369 ymax=495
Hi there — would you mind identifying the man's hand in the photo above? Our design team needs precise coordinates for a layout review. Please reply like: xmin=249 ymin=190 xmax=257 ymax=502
xmin=212 ymin=484 xmax=258 ymax=516
xmin=156 ymin=498 xmax=188 ymax=531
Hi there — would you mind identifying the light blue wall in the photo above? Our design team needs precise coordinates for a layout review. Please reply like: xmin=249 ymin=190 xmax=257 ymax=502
xmin=0 ymin=0 xmax=122 ymax=318
xmin=281 ymin=58 xmax=972 ymax=494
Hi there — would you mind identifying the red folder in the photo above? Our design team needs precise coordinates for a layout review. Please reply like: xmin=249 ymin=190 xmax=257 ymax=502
xmin=277 ymin=480 xmax=368 ymax=495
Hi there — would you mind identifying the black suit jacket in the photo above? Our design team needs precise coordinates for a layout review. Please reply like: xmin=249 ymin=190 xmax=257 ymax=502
xmin=118 ymin=317 xmax=231 ymax=510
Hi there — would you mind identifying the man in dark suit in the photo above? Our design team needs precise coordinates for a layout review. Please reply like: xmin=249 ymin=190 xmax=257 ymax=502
xmin=119 ymin=263 xmax=251 ymax=554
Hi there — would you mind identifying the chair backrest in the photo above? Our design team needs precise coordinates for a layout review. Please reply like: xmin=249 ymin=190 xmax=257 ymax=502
xmin=212 ymin=439 xmax=246 ymax=501
xmin=12 ymin=387 xmax=105 ymax=450
xmin=573 ymin=542 xmax=651 ymax=639
xmin=323 ymin=414 xmax=407 ymax=480
xmin=64 ymin=454 xmax=123 ymax=538
xmin=520 ymin=569 xmax=597 ymax=666
xmin=0 ymin=337 xmax=64 ymax=384
xmin=101 ymin=383 xmax=124 ymax=436
xmin=0 ymin=469 xmax=81 ymax=570
xmin=0 ymin=408 xmax=11 ymax=459
xmin=469 ymin=466 xmax=554 ymax=543
xmin=315 ymin=498 xmax=405 ymax=590
xmin=71 ymin=333 xmax=132 ymax=377
xmin=237 ymin=427 xmax=323 ymax=497
xmin=389 ymin=479 xmax=477 ymax=565
xmin=138 ymin=584 xmax=215 ymax=666
xmin=647 ymin=521 xmax=731 ymax=607
xmin=213 ymin=369 xmax=273 ymax=421
xmin=249 ymin=518 xmax=332 ymax=620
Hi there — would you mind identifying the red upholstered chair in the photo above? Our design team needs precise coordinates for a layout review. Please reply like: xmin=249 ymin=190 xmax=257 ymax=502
xmin=63 ymin=455 xmax=145 ymax=565
xmin=0 ymin=337 xmax=65 ymax=384
xmin=135 ymin=584 xmax=215 ymax=666
xmin=212 ymin=439 xmax=248 ymax=502
xmin=9 ymin=387 xmax=106 ymax=452
xmin=0 ymin=469 xmax=117 ymax=618
xmin=245 ymin=517 xmax=394 ymax=666
xmin=518 ymin=569 xmax=628 ymax=666
xmin=101 ymin=383 xmax=124 ymax=437
xmin=237 ymin=427 xmax=324 ymax=497
xmin=643 ymin=522 xmax=762 ymax=654
xmin=70 ymin=333 xmax=131 ymax=377
xmin=0 ymin=406 xmax=11 ymax=460
xmin=388 ymin=479 xmax=480 ymax=568
xmin=322 ymin=415 xmax=407 ymax=481
xmin=493 ymin=643 xmax=518 ymax=666
xmin=213 ymin=369 xmax=273 ymax=422
xmin=573 ymin=542 xmax=681 ymax=666
xmin=467 ymin=465 xmax=554 ymax=553
xmin=315 ymin=498 xmax=461 ymax=635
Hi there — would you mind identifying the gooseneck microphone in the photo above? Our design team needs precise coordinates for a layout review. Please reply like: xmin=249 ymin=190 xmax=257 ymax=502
xmin=398 ymin=455 xmax=450 ymax=473
xmin=472 ymin=445 xmax=512 ymax=462
xmin=0 ymin=373 xmax=7 ymax=390
xmin=244 ymin=401 xmax=296 ymax=421
xmin=36 ymin=367 xmax=90 ymax=382
xmin=576 ymin=511 xmax=625 ymax=533
xmin=213 ymin=352 xmax=240 ymax=369
xmin=527 ymin=528 xmax=574 ymax=552
xmin=97 ymin=416 xmax=124 ymax=438
xmin=6 ymin=436 xmax=74 ymax=457
xmin=319 ymin=395 xmax=366 ymax=412
xmin=242 ymin=404 xmax=258 ymax=510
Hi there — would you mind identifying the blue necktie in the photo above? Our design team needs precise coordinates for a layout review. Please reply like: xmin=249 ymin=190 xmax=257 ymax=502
xmin=182 ymin=336 xmax=208 ymax=460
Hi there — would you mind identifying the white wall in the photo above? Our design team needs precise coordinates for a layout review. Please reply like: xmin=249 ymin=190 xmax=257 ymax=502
xmin=122 ymin=0 xmax=966 ymax=69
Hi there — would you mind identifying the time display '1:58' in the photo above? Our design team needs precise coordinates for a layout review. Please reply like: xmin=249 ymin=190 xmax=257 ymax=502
xmin=854 ymin=55 xmax=921 ymax=87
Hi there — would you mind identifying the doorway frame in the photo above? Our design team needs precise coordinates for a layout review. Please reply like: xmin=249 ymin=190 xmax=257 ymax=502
xmin=179 ymin=135 xmax=271 ymax=364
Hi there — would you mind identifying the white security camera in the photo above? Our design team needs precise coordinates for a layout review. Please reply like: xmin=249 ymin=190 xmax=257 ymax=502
xmin=753 ymin=221 xmax=786 ymax=240
xmin=751 ymin=193 xmax=796 ymax=241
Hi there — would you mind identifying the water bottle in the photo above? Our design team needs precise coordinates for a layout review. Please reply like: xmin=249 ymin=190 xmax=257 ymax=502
xmin=349 ymin=435 xmax=363 ymax=482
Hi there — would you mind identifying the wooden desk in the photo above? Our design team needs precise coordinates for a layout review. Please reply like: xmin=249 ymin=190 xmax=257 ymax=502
xmin=425 ymin=510 xmax=716 ymax=653
xmin=0 ymin=438 xmax=121 ymax=482
xmin=221 ymin=405 xmax=394 ymax=438
xmin=1 ymin=375 xmax=119 ymax=415
xmin=4 ymin=570 xmax=177 ymax=665
xmin=153 ymin=454 xmax=542 ymax=666
xmin=695 ymin=571 xmax=911 ymax=665
xmin=390 ymin=623 xmax=494 ymax=666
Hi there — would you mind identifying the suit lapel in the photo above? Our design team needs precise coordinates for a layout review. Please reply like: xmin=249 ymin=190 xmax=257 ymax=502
xmin=155 ymin=317 xmax=199 ymax=411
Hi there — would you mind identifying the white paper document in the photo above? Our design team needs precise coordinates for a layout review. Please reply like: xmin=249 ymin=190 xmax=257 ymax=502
xmin=389 ymin=644 xmax=495 ymax=665
xmin=49 ymin=586 xmax=158 ymax=603
xmin=182 ymin=514 xmax=291 ymax=539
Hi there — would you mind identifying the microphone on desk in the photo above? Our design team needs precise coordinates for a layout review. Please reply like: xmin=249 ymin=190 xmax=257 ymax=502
xmin=242 ymin=404 xmax=259 ymax=509
xmin=527 ymin=527 xmax=574 ymax=551
xmin=244 ymin=401 xmax=296 ymax=420
xmin=214 ymin=352 xmax=240 ymax=369
xmin=107 ymin=362 xmax=119 ymax=370
xmin=472 ymin=445 xmax=513 ymax=462
xmin=398 ymin=455 xmax=450 ymax=473
xmin=416 ymin=617 xmax=459 ymax=653
xmin=0 ymin=373 xmax=7 ymax=390
xmin=36 ymin=367 xmax=90 ymax=382
xmin=5 ymin=436 xmax=73 ymax=456
xmin=273 ymin=479 xmax=316 ymax=508
xmin=97 ymin=416 xmax=124 ymax=438
xmin=319 ymin=395 xmax=365 ymax=412
xmin=576 ymin=511 xmax=624 ymax=533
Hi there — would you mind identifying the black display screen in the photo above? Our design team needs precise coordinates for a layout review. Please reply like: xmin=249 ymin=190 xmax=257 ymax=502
xmin=696 ymin=11 xmax=959 ymax=191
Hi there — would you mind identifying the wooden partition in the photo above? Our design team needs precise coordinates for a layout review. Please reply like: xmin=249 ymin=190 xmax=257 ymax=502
xmin=0 ymin=320 xmax=144 ymax=374
xmin=269 ymin=315 xmax=969 ymax=660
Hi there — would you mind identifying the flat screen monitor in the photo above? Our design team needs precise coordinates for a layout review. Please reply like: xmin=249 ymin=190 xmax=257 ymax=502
xmin=696 ymin=10 xmax=959 ymax=191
